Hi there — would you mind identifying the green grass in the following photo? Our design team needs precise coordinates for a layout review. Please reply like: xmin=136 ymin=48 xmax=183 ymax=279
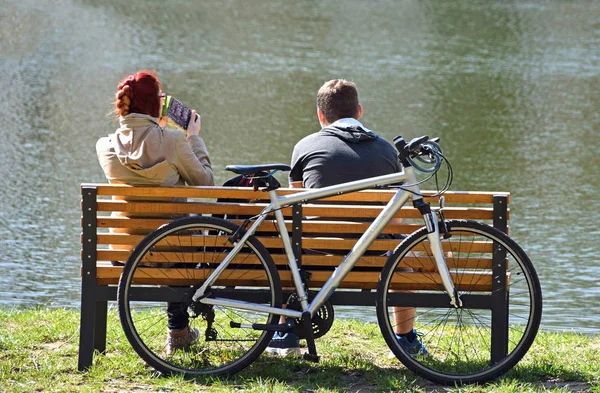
xmin=0 ymin=307 xmax=598 ymax=392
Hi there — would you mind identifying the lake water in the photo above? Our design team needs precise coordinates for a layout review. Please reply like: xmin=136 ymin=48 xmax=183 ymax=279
xmin=0 ymin=0 xmax=598 ymax=334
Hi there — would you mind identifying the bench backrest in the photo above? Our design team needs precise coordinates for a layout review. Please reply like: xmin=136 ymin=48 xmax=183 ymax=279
xmin=81 ymin=183 xmax=510 ymax=291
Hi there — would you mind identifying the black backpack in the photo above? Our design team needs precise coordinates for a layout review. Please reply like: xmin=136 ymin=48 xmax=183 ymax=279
xmin=217 ymin=172 xmax=277 ymax=220
xmin=222 ymin=174 xmax=254 ymax=189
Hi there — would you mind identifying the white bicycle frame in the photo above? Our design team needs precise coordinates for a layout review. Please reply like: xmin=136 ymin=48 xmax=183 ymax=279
xmin=192 ymin=165 xmax=460 ymax=321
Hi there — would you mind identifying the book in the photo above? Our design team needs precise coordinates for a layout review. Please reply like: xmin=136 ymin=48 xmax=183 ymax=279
xmin=161 ymin=96 xmax=197 ymax=130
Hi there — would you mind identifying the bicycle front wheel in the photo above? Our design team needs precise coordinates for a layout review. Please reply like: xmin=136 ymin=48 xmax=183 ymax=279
xmin=376 ymin=220 xmax=541 ymax=385
xmin=117 ymin=215 xmax=282 ymax=376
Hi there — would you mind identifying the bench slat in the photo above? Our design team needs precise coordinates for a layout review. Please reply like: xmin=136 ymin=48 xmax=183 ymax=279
xmin=93 ymin=234 xmax=495 ymax=255
xmin=86 ymin=184 xmax=509 ymax=204
xmin=95 ymin=250 xmax=493 ymax=270
xmin=95 ymin=217 xmax=425 ymax=234
xmin=95 ymin=200 xmax=503 ymax=220
xmin=93 ymin=266 xmax=497 ymax=291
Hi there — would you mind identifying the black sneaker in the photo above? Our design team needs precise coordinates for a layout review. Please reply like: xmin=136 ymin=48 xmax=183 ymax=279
xmin=264 ymin=332 xmax=302 ymax=357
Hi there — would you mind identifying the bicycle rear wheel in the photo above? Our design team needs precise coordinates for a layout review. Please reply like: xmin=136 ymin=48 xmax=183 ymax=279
xmin=117 ymin=215 xmax=282 ymax=376
xmin=376 ymin=219 xmax=541 ymax=385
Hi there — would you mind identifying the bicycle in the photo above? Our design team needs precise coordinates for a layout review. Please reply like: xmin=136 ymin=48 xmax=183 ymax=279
xmin=117 ymin=135 xmax=542 ymax=385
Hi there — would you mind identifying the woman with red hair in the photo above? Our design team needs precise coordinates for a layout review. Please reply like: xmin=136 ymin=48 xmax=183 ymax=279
xmin=96 ymin=70 xmax=213 ymax=354
xmin=97 ymin=70 xmax=212 ymax=187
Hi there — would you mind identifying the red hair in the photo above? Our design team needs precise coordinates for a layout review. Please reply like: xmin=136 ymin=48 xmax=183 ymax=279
xmin=115 ymin=70 xmax=162 ymax=118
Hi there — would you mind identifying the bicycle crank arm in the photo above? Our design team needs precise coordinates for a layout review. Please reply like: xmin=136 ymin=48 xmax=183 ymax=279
xmin=229 ymin=321 xmax=295 ymax=332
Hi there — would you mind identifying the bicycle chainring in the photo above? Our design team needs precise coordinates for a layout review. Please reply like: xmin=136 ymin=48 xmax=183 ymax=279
xmin=286 ymin=293 xmax=335 ymax=339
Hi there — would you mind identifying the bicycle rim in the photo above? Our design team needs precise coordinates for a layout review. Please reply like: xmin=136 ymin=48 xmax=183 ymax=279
xmin=117 ymin=216 xmax=282 ymax=376
xmin=376 ymin=220 xmax=541 ymax=384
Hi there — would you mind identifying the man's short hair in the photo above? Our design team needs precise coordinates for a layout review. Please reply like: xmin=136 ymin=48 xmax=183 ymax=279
xmin=317 ymin=79 xmax=359 ymax=124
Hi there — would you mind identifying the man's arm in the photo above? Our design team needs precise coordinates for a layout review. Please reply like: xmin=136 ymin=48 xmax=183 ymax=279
xmin=289 ymin=144 xmax=305 ymax=189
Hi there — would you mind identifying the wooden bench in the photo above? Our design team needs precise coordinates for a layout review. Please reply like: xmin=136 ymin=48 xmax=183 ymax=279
xmin=78 ymin=183 xmax=509 ymax=371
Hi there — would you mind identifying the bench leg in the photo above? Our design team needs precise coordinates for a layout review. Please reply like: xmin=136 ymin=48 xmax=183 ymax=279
xmin=490 ymin=291 xmax=509 ymax=363
xmin=80 ymin=185 xmax=103 ymax=371
xmin=491 ymin=240 xmax=509 ymax=364
xmin=94 ymin=301 xmax=108 ymax=354
xmin=78 ymin=300 xmax=108 ymax=371
xmin=78 ymin=289 xmax=96 ymax=371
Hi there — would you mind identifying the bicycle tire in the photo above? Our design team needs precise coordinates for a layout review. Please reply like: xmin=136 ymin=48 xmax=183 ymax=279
xmin=117 ymin=215 xmax=282 ymax=376
xmin=376 ymin=219 xmax=541 ymax=385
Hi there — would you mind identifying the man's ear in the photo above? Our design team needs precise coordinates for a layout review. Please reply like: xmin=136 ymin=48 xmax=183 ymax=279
xmin=356 ymin=103 xmax=363 ymax=120
xmin=317 ymin=108 xmax=327 ymax=127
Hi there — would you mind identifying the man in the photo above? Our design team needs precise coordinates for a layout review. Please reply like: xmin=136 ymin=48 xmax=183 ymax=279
xmin=266 ymin=79 xmax=426 ymax=356
xmin=288 ymin=80 xmax=398 ymax=189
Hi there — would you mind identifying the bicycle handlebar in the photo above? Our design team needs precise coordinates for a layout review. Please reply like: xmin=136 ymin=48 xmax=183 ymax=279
xmin=394 ymin=135 xmax=438 ymax=159
xmin=393 ymin=135 xmax=445 ymax=175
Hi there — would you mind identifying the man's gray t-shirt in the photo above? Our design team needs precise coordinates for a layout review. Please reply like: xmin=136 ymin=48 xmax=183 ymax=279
xmin=289 ymin=118 xmax=400 ymax=188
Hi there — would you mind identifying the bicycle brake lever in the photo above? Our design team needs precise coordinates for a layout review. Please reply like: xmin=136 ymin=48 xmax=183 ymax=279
xmin=437 ymin=196 xmax=451 ymax=239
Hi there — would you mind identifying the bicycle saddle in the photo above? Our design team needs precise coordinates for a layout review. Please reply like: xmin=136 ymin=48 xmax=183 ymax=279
xmin=225 ymin=163 xmax=291 ymax=175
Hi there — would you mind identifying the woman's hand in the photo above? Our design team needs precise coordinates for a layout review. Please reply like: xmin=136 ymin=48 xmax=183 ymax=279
xmin=187 ymin=110 xmax=201 ymax=135
xmin=158 ymin=115 xmax=168 ymax=127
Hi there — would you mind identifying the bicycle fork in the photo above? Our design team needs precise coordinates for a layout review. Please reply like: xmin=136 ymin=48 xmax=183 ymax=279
xmin=415 ymin=199 xmax=462 ymax=308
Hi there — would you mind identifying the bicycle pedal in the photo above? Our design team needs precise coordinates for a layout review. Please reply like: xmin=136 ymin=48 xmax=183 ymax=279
xmin=302 ymin=352 xmax=320 ymax=363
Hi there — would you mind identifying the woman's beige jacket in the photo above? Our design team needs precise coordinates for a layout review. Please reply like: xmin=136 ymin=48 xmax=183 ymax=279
xmin=96 ymin=113 xmax=214 ymax=245
xmin=96 ymin=113 xmax=214 ymax=187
